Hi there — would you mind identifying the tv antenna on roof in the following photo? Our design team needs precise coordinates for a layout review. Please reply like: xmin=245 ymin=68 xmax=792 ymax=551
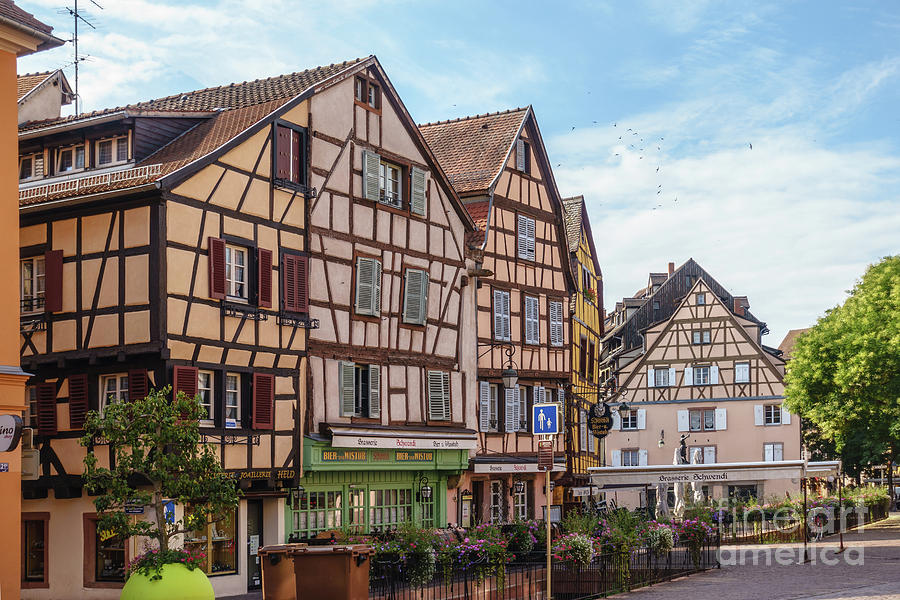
xmin=60 ymin=0 xmax=103 ymax=115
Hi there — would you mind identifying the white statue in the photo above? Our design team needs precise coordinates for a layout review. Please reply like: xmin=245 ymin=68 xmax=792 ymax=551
xmin=656 ymin=481 xmax=670 ymax=519
xmin=691 ymin=448 xmax=704 ymax=503
xmin=673 ymin=446 xmax=685 ymax=518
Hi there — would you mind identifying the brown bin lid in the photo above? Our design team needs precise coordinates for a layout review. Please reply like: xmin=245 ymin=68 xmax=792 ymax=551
xmin=287 ymin=544 xmax=374 ymax=557
xmin=258 ymin=543 xmax=308 ymax=555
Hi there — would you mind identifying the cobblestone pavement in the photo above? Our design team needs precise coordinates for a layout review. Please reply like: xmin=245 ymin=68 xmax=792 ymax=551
xmin=612 ymin=514 xmax=900 ymax=600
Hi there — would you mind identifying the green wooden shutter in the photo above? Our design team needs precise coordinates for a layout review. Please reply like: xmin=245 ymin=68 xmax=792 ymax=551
xmin=340 ymin=361 xmax=356 ymax=416
xmin=411 ymin=167 xmax=427 ymax=216
xmin=402 ymin=269 xmax=428 ymax=325
xmin=368 ymin=366 xmax=381 ymax=419
xmin=363 ymin=150 xmax=381 ymax=201
xmin=355 ymin=257 xmax=382 ymax=316
xmin=479 ymin=381 xmax=491 ymax=432
xmin=427 ymin=370 xmax=450 ymax=421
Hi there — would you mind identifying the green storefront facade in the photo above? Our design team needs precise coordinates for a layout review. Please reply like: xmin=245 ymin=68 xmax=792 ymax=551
xmin=286 ymin=437 xmax=469 ymax=539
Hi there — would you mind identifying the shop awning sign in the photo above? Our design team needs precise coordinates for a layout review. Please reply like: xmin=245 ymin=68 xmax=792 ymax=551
xmin=472 ymin=461 xmax=566 ymax=474
xmin=330 ymin=426 xmax=477 ymax=450
xmin=589 ymin=460 xmax=808 ymax=487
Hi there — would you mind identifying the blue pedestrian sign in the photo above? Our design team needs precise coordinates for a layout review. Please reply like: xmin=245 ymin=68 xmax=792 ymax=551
xmin=532 ymin=403 xmax=559 ymax=435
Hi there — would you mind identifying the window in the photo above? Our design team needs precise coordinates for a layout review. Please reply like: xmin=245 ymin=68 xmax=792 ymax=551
xmin=579 ymin=409 xmax=587 ymax=451
xmin=355 ymin=257 xmax=382 ymax=316
xmin=690 ymin=446 xmax=717 ymax=464
xmin=225 ymin=373 xmax=240 ymax=428
xmin=224 ymin=244 xmax=247 ymax=300
xmin=735 ymin=362 xmax=750 ymax=383
xmin=587 ymin=340 xmax=596 ymax=382
xmin=653 ymin=301 xmax=660 ymax=311
xmin=493 ymin=289 xmax=511 ymax=341
xmin=504 ymin=386 xmax=522 ymax=432
xmin=21 ymin=256 xmax=45 ymax=314
xmin=479 ymin=381 xmax=499 ymax=432
xmin=728 ymin=484 xmax=758 ymax=501
xmin=402 ymin=268 xmax=429 ymax=325
xmin=184 ymin=507 xmax=237 ymax=575
xmin=22 ymin=514 xmax=48 ymax=587
xmin=513 ymin=482 xmax=528 ymax=520
xmin=427 ymin=370 xmax=451 ymax=421
xmin=95 ymin=136 xmax=128 ymax=167
xmin=549 ymin=300 xmax=564 ymax=346
xmin=524 ymin=295 xmax=540 ymax=344
xmin=289 ymin=489 xmax=345 ymax=538
xmin=689 ymin=409 xmax=716 ymax=431
xmin=515 ymin=138 xmax=530 ymax=174
xmin=25 ymin=385 xmax=38 ymax=428
xmin=582 ymin=266 xmax=592 ymax=294
xmin=517 ymin=214 xmax=536 ymax=261
xmin=57 ymin=144 xmax=85 ymax=173
xmin=355 ymin=77 xmax=365 ymax=102
xmin=274 ymin=124 xmax=306 ymax=185
xmin=198 ymin=371 xmax=214 ymax=425
xmin=281 ymin=252 xmax=309 ymax=313
xmin=693 ymin=366 xmax=710 ymax=385
xmin=622 ymin=449 xmax=640 ymax=467
xmin=654 ymin=368 xmax=670 ymax=387
xmin=370 ymin=488 xmax=413 ymax=528
xmin=764 ymin=442 xmax=784 ymax=462
xmin=696 ymin=293 xmax=706 ymax=305
xmin=19 ymin=153 xmax=41 ymax=181
xmin=354 ymin=76 xmax=380 ymax=110
xmin=340 ymin=362 xmax=380 ymax=419
xmin=85 ymin=517 xmax=126 ymax=584
xmin=621 ymin=409 xmax=639 ymax=430
xmin=490 ymin=481 xmax=504 ymax=523
xmin=578 ymin=335 xmax=587 ymax=378
xmin=379 ymin=161 xmax=403 ymax=207
xmin=692 ymin=330 xmax=711 ymax=344
xmin=764 ymin=404 xmax=782 ymax=425
xmin=99 ymin=374 xmax=129 ymax=415
xmin=367 ymin=83 xmax=380 ymax=109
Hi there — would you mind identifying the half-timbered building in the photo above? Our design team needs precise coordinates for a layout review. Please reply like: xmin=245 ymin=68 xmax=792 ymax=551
xmin=562 ymin=195 xmax=605 ymax=507
xmin=293 ymin=57 xmax=478 ymax=540
xmin=16 ymin=58 xmax=368 ymax=599
xmin=420 ymin=108 xmax=573 ymax=525
xmin=600 ymin=259 xmax=800 ymax=508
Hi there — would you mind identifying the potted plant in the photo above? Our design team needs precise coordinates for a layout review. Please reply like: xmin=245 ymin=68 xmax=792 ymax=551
xmin=81 ymin=386 xmax=240 ymax=600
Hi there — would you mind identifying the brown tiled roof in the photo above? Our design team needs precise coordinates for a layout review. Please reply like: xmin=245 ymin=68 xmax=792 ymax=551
xmin=778 ymin=328 xmax=810 ymax=360
xmin=20 ymin=58 xmax=369 ymax=206
xmin=19 ymin=58 xmax=369 ymax=133
xmin=0 ymin=0 xmax=53 ymax=34
xmin=462 ymin=199 xmax=490 ymax=247
xmin=419 ymin=108 xmax=527 ymax=194
xmin=562 ymin=195 xmax=584 ymax=252
xmin=17 ymin=71 xmax=52 ymax=101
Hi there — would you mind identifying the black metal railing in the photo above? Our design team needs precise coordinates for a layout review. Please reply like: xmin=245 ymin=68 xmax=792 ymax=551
xmin=368 ymin=538 xmax=719 ymax=600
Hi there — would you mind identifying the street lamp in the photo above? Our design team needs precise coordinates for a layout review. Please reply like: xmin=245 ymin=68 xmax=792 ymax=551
xmin=617 ymin=401 xmax=630 ymax=414
xmin=658 ymin=429 xmax=665 ymax=447
xmin=417 ymin=475 xmax=432 ymax=503
xmin=478 ymin=342 xmax=518 ymax=389
xmin=510 ymin=479 xmax=526 ymax=496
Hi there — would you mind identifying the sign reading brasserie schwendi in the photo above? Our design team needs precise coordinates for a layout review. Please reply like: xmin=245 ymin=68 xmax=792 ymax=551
xmin=588 ymin=403 xmax=612 ymax=439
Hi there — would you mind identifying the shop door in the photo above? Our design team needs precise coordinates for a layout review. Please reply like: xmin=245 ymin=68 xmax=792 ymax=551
xmin=247 ymin=499 xmax=263 ymax=590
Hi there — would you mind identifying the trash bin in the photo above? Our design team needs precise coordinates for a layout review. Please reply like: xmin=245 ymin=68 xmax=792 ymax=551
xmin=289 ymin=544 xmax=374 ymax=600
xmin=258 ymin=543 xmax=308 ymax=600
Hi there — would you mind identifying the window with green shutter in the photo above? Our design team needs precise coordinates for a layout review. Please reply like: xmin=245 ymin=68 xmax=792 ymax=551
xmin=426 ymin=370 xmax=450 ymax=421
xmin=355 ymin=257 xmax=382 ymax=316
xmin=402 ymin=268 xmax=429 ymax=325
xmin=339 ymin=361 xmax=380 ymax=419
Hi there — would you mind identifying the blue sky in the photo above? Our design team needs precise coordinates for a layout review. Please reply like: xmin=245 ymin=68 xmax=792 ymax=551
xmin=18 ymin=0 xmax=900 ymax=344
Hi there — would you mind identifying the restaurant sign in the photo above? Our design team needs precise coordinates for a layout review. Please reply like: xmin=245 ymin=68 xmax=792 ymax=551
xmin=588 ymin=403 xmax=612 ymax=440
xmin=0 ymin=414 xmax=23 ymax=453
xmin=331 ymin=434 xmax=476 ymax=450
xmin=226 ymin=468 xmax=297 ymax=481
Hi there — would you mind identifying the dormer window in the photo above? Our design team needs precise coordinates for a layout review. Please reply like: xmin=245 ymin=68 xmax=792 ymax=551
xmin=57 ymin=144 xmax=85 ymax=173
xmin=354 ymin=76 xmax=381 ymax=112
xmin=96 ymin=135 xmax=129 ymax=167
xmin=18 ymin=152 xmax=42 ymax=181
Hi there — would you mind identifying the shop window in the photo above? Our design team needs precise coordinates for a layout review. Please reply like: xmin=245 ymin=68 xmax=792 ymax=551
xmin=289 ymin=489 xmax=344 ymax=538
xmin=369 ymin=488 xmax=412 ymax=529
xmin=184 ymin=508 xmax=237 ymax=575
xmin=489 ymin=481 xmax=504 ymax=523
xmin=22 ymin=513 xmax=49 ymax=588
xmin=21 ymin=256 xmax=45 ymax=314
xmin=83 ymin=514 xmax=127 ymax=587
xmin=99 ymin=373 xmax=129 ymax=415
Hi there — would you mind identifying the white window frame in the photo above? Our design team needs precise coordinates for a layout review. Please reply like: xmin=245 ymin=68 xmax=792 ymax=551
xmin=99 ymin=373 xmax=129 ymax=415
xmin=490 ymin=481 xmax=504 ymax=523
xmin=21 ymin=256 xmax=46 ymax=315
xmin=696 ymin=292 xmax=706 ymax=305
xmin=225 ymin=244 xmax=248 ymax=301
xmin=95 ymin=135 xmax=129 ymax=167
xmin=56 ymin=144 xmax=85 ymax=174
xmin=198 ymin=370 xmax=214 ymax=426
xmin=620 ymin=409 xmax=639 ymax=431
xmin=513 ymin=482 xmax=528 ymax=520
xmin=654 ymin=368 xmax=669 ymax=387
xmin=693 ymin=366 xmax=710 ymax=385
xmin=25 ymin=385 xmax=38 ymax=428
xmin=524 ymin=295 xmax=540 ymax=345
xmin=622 ymin=449 xmax=640 ymax=467
xmin=225 ymin=373 xmax=241 ymax=428
xmin=689 ymin=408 xmax=716 ymax=431
xmin=735 ymin=362 xmax=750 ymax=383
xmin=488 ymin=383 xmax=499 ymax=431
xmin=764 ymin=404 xmax=782 ymax=425
xmin=367 ymin=81 xmax=380 ymax=109
xmin=379 ymin=160 xmax=402 ymax=207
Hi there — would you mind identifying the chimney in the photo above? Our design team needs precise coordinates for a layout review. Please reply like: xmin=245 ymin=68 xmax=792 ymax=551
xmin=667 ymin=262 xmax=675 ymax=276
xmin=733 ymin=296 xmax=748 ymax=317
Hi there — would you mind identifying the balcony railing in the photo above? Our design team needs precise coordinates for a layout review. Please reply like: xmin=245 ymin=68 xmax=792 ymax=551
xmin=19 ymin=164 xmax=163 ymax=202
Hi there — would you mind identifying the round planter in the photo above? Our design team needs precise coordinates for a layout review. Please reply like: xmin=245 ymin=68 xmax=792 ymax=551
xmin=121 ymin=562 xmax=214 ymax=600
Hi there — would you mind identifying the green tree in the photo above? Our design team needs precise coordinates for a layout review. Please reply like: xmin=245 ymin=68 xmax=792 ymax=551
xmin=81 ymin=386 xmax=240 ymax=554
xmin=784 ymin=256 xmax=900 ymax=485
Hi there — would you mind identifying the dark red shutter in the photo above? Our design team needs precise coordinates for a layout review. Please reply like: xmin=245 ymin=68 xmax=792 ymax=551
xmin=128 ymin=369 xmax=149 ymax=402
xmin=68 ymin=374 xmax=89 ymax=429
xmin=172 ymin=366 xmax=198 ymax=399
xmin=290 ymin=129 xmax=301 ymax=183
xmin=252 ymin=373 xmax=274 ymax=430
xmin=44 ymin=250 xmax=63 ymax=313
xmin=257 ymin=248 xmax=273 ymax=308
xmin=208 ymin=237 xmax=226 ymax=300
xmin=297 ymin=255 xmax=309 ymax=313
xmin=36 ymin=382 xmax=57 ymax=436
xmin=275 ymin=125 xmax=291 ymax=181
xmin=282 ymin=254 xmax=298 ymax=313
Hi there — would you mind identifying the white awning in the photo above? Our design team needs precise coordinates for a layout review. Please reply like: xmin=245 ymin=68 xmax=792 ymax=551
xmin=472 ymin=461 xmax=566 ymax=474
xmin=589 ymin=460 xmax=807 ymax=487
xmin=329 ymin=426 xmax=477 ymax=450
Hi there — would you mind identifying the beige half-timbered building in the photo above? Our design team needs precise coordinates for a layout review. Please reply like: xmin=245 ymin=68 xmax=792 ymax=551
xmin=16 ymin=58 xmax=366 ymax=599
xmin=421 ymin=108 xmax=573 ymax=525
xmin=600 ymin=260 xmax=800 ymax=508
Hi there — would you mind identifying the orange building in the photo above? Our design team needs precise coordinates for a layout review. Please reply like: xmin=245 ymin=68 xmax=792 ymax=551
xmin=0 ymin=3 xmax=62 ymax=598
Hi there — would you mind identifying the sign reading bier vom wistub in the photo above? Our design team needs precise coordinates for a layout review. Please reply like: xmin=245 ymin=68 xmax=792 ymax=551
xmin=532 ymin=403 xmax=559 ymax=435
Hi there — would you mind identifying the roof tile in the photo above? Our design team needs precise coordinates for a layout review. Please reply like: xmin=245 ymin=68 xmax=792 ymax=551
xmin=17 ymin=71 xmax=52 ymax=101
xmin=0 ymin=0 xmax=53 ymax=34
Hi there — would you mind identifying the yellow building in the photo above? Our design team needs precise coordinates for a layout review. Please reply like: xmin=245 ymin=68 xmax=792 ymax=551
xmin=562 ymin=196 xmax=604 ymax=502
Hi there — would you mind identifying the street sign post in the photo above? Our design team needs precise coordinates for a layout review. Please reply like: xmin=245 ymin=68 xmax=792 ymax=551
xmin=532 ymin=403 xmax=559 ymax=436
xmin=532 ymin=402 xmax=559 ymax=599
